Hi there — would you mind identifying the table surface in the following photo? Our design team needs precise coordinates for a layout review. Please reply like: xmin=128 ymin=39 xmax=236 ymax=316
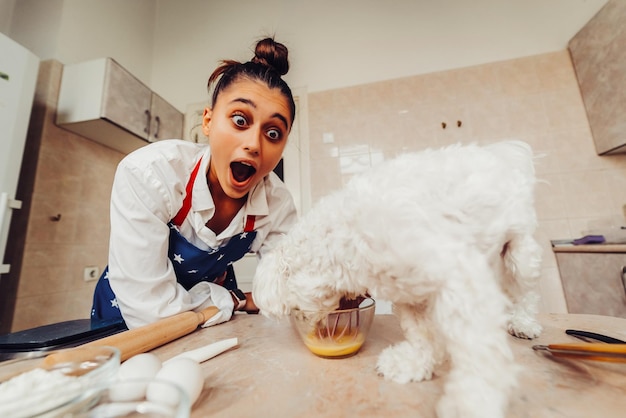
xmin=150 ymin=313 xmax=626 ymax=418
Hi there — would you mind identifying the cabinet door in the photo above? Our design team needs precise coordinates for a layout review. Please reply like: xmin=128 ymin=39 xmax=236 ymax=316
xmin=149 ymin=93 xmax=183 ymax=142
xmin=102 ymin=59 xmax=152 ymax=141
xmin=568 ymin=1 xmax=626 ymax=155
xmin=556 ymin=252 xmax=626 ymax=318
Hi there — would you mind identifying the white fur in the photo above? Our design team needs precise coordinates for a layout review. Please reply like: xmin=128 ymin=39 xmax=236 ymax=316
xmin=253 ymin=140 xmax=543 ymax=418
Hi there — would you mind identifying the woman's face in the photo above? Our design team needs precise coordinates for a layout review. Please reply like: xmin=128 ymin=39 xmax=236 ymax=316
xmin=202 ymin=78 xmax=292 ymax=200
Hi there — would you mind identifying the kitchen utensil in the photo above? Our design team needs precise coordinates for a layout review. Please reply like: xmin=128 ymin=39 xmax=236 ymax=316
xmin=565 ymin=329 xmax=626 ymax=344
xmin=533 ymin=342 xmax=626 ymax=362
xmin=164 ymin=337 xmax=238 ymax=365
xmin=47 ymin=306 xmax=220 ymax=364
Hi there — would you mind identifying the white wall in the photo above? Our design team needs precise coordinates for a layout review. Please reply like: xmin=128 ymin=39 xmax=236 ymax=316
xmin=6 ymin=0 xmax=155 ymax=86
xmin=1 ymin=0 xmax=609 ymax=111
xmin=0 ymin=0 xmax=15 ymax=34
xmin=5 ymin=0 xmax=63 ymax=61
xmin=151 ymin=0 xmax=608 ymax=110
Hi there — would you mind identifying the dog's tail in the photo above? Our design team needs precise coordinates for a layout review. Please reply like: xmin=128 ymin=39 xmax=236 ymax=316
xmin=485 ymin=140 xmax=535 ymax=180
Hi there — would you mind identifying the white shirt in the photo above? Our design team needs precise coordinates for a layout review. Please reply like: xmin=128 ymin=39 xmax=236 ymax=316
xmin=107 ymin=140 xmax=297 ymax=328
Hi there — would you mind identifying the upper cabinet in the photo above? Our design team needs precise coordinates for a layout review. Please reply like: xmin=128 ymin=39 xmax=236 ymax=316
xmin=56 ymin=58 xmax=183 ymax=154
xmin=568 ymin=0 xmax=626 ymax=155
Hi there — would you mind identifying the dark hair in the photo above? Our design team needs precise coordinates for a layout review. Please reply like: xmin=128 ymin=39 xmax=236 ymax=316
xmin=207 ymin=38 xmax=296 ymax=127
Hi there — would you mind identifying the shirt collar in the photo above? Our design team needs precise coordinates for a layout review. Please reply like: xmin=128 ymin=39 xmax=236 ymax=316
xmin=191 ymin=147 xmax=214 ymax=212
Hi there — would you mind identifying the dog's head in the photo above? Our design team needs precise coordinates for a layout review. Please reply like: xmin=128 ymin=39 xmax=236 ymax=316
xmin=252 ymin=244 xmax=348 ymax=319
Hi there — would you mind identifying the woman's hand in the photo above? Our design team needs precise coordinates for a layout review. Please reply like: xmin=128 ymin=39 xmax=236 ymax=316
xmin=243 ymin=292 xmax=259 ymax=314
xmin=230 ymin=291 xmax=260 ymax=314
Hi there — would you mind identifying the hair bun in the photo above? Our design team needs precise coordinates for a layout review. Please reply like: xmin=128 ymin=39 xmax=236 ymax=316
xmin=251 ymin=37 xmax=289 ymax=76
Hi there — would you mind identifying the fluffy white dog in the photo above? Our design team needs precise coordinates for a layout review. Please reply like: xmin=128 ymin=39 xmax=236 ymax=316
xmin=253 ymin=140 xmax=543 ymax=418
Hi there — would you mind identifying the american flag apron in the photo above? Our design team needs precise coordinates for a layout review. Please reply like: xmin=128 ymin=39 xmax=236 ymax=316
xmin=91 ymin=157 xmax=256 ymax=323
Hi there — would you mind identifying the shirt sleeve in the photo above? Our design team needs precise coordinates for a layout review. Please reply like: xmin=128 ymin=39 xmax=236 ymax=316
xmin=107 ymin=155 xmax=213 ymax=329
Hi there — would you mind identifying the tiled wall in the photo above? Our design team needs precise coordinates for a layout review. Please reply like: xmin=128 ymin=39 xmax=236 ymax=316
xmin=10 ymin=60 xmax=124 ymax=331
xmin=308 ymin=50 xmax=626 ymax=314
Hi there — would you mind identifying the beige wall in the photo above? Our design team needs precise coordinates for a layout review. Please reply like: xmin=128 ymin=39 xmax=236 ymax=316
xmin=308 ymin=50 xmax=626 ymax=314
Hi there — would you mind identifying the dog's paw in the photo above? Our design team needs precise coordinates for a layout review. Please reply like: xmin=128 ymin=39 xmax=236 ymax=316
xmin=376 ymin=341 xmax=435 ymax=384
xmin=507 ymin=317 xmax=542 ymax=339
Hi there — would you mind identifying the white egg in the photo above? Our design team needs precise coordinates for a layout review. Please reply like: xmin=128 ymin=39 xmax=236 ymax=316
xmin=118 ymin=353 xmax=162 ymax=380
xmin=110 ymin=353 xmax=163 ymax=402
xmin=108 ymin=379 xmax=148 ymax=403
xmin=148 ymin=357 xmax=204 ymax=406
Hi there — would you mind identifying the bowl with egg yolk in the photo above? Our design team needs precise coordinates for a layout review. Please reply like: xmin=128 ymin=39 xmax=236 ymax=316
xmin=290 ymin=298 xmax=375 ymax=359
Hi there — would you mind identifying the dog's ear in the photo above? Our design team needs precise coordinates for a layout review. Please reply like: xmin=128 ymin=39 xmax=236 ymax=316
xmin=252 ymin=250 xmax=291 ymax=318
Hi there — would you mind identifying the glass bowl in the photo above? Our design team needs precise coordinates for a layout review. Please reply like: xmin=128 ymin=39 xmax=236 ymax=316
xmin=290 ymin=297 xmax=376 ymax=358
xmin=0 ymin=345 xmax=120 ymax=418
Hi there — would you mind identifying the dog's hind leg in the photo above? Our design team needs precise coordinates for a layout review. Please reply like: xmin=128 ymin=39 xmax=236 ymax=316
xmin=434 ymin=252 xmax=517 ymax=418
xmin=376 ymin=301 xmax=443 ymax=384
xmin=502 ymin=233 xmax=543 ymax=339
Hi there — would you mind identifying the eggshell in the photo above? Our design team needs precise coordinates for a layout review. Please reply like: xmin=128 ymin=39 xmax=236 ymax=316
xmin=118 ymin=353 xmax=162 ymax=380
xmin=148 ymin=357 xmax=203 ymax=406
xmin=110 ymin=353 xmax=163 ymax=401
xmin=107 ymin=379 xmax=148 ymax=403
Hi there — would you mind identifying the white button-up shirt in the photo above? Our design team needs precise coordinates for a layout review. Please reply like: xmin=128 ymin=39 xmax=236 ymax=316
xmin=107 ymin=140 xmax=297 ymax=328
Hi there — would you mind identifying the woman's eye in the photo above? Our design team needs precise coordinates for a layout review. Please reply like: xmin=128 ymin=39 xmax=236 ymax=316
xmin=267 ymin=129 xmax=282 ymax=141
xmin=232 ymin=114 xmax=247 ymax=127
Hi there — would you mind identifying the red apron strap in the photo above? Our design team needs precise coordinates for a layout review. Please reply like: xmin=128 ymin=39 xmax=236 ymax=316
xmin=172 ymin=157 xmax=203 ymax=227
xmin=244 ymin=215 xmax=256 ymax=232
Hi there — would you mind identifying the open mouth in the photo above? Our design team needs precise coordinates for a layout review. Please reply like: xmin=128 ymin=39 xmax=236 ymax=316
xmin=230 ymin=161 xmax=256 ymax=184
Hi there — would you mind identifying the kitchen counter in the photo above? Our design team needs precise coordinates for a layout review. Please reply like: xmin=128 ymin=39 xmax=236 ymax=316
xmin=150 ymin=313 xmax=626 ymax=418
xmin=552 ymin=244 xmax=626 ymax=253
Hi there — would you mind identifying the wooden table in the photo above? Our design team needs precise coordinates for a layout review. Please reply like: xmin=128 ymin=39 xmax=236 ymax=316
xmin=150 ymin=313 xmax=626 ymax=418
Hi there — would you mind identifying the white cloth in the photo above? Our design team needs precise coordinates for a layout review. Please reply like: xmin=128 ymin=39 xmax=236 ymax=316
xmin=107 ymin=140 xmax=297 ymax=329
xmin=189 ymin=282 xmax=233 ymax=327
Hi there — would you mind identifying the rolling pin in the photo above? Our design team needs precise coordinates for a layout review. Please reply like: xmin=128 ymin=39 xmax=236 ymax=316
xmin=44 ymin=306 xmax=220 ymax=366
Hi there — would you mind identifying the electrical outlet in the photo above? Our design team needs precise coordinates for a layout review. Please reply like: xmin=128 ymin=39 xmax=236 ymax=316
xmin=84 ymin=266 xmax=100 ymax=282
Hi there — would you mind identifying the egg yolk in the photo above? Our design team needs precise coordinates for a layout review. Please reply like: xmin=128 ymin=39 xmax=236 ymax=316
xmin=304 ymin=329 xmax=365 ymax=358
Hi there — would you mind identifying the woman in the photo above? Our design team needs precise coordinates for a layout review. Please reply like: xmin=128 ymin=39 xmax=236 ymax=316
xmin=91 ymin=37 xmax=297 ymax=329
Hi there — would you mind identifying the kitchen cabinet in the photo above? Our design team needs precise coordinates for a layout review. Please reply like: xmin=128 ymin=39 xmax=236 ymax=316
xmin=568 ymin=0 xmax=626 ymax=155
xmin=554 ymin=247 xmax=626 ymax=318
xmin=56 ymin=58 xmax=183 ymax=154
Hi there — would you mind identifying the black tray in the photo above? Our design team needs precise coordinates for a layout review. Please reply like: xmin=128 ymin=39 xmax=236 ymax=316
xmin=0 ymin=318 xmax=126 ymax=360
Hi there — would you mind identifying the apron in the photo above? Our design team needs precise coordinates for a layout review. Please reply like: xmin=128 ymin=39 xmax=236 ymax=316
xmin=91 ymin=157 xmax=257 ymax=323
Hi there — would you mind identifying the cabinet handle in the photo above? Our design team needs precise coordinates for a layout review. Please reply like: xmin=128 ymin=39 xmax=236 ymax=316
xmin=144 ymin=109 xmax=151 ymax=135
xmin=621 ymin=266 xmax=626 ymax=295
xmin=153 ymin=116 xmax=161 ymax=140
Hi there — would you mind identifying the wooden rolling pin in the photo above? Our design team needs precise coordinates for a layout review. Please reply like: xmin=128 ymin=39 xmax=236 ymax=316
xmin=44 ymin=306 xmax=220 ymax=366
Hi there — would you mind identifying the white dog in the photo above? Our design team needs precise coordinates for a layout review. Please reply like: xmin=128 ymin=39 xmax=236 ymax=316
xmin=253 ymin=140 xmax=543 ymax=418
